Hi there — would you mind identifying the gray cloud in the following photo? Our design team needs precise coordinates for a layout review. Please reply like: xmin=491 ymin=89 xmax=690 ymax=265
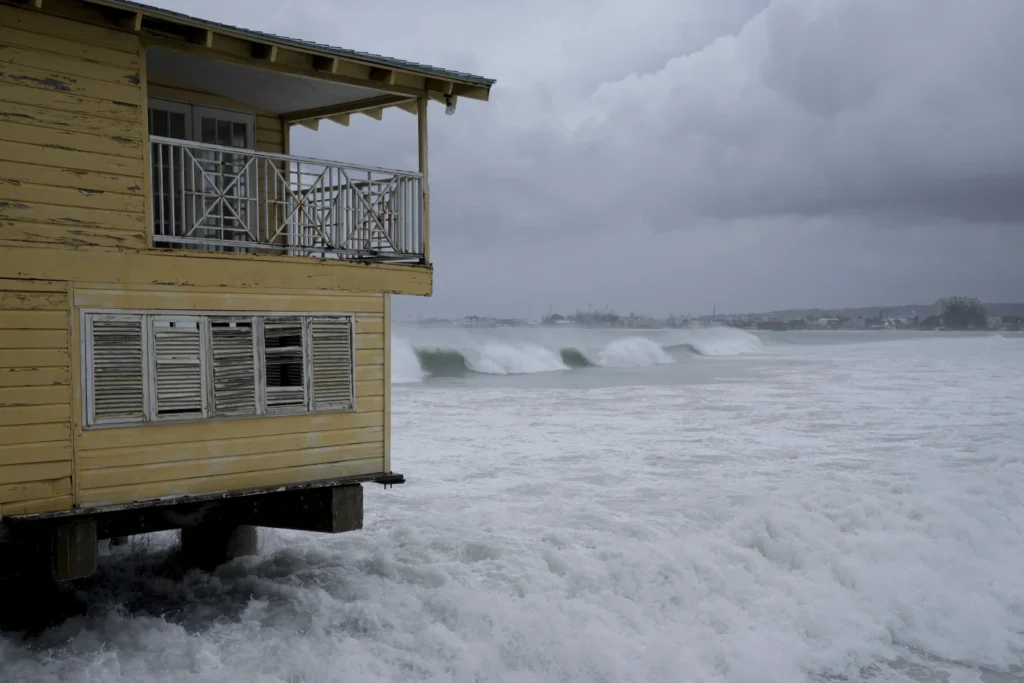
xmin=151 ymin=0 xmax=1024 ymax=317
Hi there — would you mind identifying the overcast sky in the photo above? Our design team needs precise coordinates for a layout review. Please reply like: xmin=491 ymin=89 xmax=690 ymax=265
xmin=152 ymin=0 xmax=1023 ymax=318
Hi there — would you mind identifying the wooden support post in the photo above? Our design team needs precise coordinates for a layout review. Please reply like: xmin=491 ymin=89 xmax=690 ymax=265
xmin=51 ymin=519 xmax=97 ymax=581
xmin=417 ymin=96 xmax=430 ymax=265
xmin=179 ymin=523 xmax=258 ymax=571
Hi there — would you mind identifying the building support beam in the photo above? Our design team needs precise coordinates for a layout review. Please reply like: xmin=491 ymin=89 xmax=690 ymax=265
xmin=51 ymin=519 xmax=97 ymax=582
xmin=417 ymin=96 xmax=430 ymax=265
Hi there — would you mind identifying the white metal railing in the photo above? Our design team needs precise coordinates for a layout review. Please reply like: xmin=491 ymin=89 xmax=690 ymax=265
xmin=150 ymin=136 xmax=424 ymax=261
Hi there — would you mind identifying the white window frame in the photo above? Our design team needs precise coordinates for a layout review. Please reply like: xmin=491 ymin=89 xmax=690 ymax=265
xmin=80 ymin=309 xmax=356 ymax=429
xmin=148 ymin=99 xmax=256 ymax=150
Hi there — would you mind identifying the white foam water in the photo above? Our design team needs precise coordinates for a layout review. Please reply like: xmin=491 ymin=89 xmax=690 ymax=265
xmin=595 ymin=337 xmax=674 ymax=367
xmin=3 ymin=331 xmax=1022 ymax=682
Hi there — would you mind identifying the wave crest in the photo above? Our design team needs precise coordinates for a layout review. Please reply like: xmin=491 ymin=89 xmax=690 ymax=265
xmin=393 ymin=326 xmax=762 ymax=380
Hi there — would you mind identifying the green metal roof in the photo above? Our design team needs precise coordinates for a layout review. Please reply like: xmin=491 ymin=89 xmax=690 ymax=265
xmin=85 ymin=0 xmax=496 ymax=89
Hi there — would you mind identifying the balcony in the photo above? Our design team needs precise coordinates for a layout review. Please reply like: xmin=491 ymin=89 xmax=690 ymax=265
xmin=150 ymin=136 xmax=425 ymax=263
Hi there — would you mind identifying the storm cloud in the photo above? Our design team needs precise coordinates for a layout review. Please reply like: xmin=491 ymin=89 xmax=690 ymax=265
xmin=153 ymin=0 xmax=1024 ymax=317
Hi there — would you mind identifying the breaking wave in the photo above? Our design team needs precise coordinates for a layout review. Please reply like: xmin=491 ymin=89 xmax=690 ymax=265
xmin=392 ymin=326 xmax=762 ymax=380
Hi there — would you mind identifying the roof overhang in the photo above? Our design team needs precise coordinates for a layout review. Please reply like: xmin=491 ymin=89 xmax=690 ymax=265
xmin=9 ymin=0 xmax=494 ymax=121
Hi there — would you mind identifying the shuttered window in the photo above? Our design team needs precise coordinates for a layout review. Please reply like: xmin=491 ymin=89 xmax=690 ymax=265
xmin=151 ymin=318 xmax=205 ymax=418
xmin=310 ymin=317 xmax=354 ymax=410
xmin=263 ymin=317 xmax=306 ymax=410
xmin=83 ymin=311 xmax=357 ymax=427
xmin=210 ymin=318 xmax=257 ymax=415
xmin=88 ymin=316 xmax=146 ymax=424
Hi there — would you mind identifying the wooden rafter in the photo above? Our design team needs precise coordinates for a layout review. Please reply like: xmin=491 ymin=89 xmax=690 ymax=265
xmin=281 ymin=94 xmax=416 ymax=125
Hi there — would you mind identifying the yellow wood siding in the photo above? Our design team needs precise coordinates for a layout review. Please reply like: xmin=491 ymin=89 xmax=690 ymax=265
xmin=0 ymin=4 xmax=146 ymax=252
xmin=0 ymin=278 xmax=75 ymax=516
xmin=71 ymin=284 xmax=387 ymax=508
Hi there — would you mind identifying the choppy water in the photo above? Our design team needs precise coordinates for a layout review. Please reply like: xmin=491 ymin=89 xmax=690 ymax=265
xmin=2 ymin=327 xmax=1023 ymax=682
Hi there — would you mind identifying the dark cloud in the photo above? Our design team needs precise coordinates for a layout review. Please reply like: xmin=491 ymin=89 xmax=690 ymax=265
xmin=149 ymin=0 xmax=1024 ymax=316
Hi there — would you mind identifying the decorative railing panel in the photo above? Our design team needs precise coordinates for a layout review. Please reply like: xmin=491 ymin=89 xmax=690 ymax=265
xmin=150 ymin=136 xmax=424 ymax=262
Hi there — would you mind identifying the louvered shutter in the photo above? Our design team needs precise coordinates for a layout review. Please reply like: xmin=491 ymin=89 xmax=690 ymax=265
xmin=263 ymin=317 xmax=305 ymax=409
xmin=310 ymin=317 xmax=354 ymax=410
xmin=90 ymin=316 xmax=145 ymax=423
xmin=210 ymin=319 xmax=256 ymax=415
xmin=152 ymin=318 xmax=204 ymax=417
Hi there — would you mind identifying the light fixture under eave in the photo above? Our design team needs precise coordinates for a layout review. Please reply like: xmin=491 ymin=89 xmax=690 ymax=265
xmin=444 ymin=93 xmax=457 ymax=116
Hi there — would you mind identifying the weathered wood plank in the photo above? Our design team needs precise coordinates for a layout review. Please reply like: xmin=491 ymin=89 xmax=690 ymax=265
xmin=0 ymin=44 xmax=141 ymax=88
xmin=0 ymin=422 xmax=71 ymax=447
xmin=0 ymin=404 xmax=71 ymax=427
xmin=80 ymin=457 xmax=383 ymax=507
xmin=0 ymin=385 xmax=71 ymax=406
xmin=0 ymin=25 xmax=140 ymax=69
xmin=256 ymin=115 xmax=282 ymax=132
xmin=1 ymin=245 xmax=431 ymax=295
xmin=0 ymin=367 xmax=70 ymax=388
xmin=0 ymin=181 xmax=146 ymax=213
xmin=0 ymin=330 xmax=68 ymax=350
xmin=0 ymin=349 xmax=69 ymax=369
xmin=0 ymin=62 xmax=141 ymax=105
xmin=0 ymin=82 xmax=141 ymax=122
xmin=0 ymin=102 xmax=144 ymax=142
xmin=356 ymin=349 xmax=385 ymax=366
xmin=0 ymin=460 xmax=72 ymax=484
xmin=0 ymin=162 xmax=144 ymax=197
xmin=256 ymin=127 xmax=283 ymax=146
xmin=0 ymin=202 xmax=147 ymax=234
xmin=355 ymin=332 xmax=384 ymax=350
xmin=79 ymin=444 xmax=383 ymax=490
xmin=0 ymin=221 xmax=147 ymax=250
xmin=0 ymin=440 xmax=72 ymax=467
xmin=78 ymin=404 xmax=384 ymax=451
xmin=2 ymin=139 xmax=144 ymax=176
xmin=355 ymin=318 xmax=384 ymax=334
xmin=0 ymin=291 xmax=67 ymax=311
xmin=355 ymin=364 xmax=384 ymax=382
xmin=355 ymin=381 xmax=384 ymax=399
xmin=0 ymin=310 xmax=67 ymax=329
xmin=0 ymin=120 xmax=142 ymax=158
xmin=0 ymin=279 xmax=67 ymax=293
xmin=79 ymin=426 xmax=384 ymax=470
xmin=1 ymin=494 xmax=73 ymax=516
xmin=0 ymin=477 xmax=71 ymax=504
xmin=0 ymin=162 xmax=143 ymax=195
xmin=0 ymin=5 xmax=140 ymax=54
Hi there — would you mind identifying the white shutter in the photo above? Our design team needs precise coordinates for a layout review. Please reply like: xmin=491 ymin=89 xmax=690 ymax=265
xmin=151 ymin=318 xmax=204 ymax=418
xmin=263 ymin=317 xmax=305 ymax=409
xmin=210 ymin=318 xmax=257 ymax=415
xmin=89 ymin=316 xmax=145 ymax=423
xmin=310 ymin=317 xmax=354 ymax=410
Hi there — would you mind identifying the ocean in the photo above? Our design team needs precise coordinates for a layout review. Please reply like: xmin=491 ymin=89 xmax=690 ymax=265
xmin=2 ymin=326 xmax=1022 ymax=682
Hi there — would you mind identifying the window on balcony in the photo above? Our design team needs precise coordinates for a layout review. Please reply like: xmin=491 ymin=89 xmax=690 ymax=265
xmin=149 ymin=100 xmax=257 ymax=254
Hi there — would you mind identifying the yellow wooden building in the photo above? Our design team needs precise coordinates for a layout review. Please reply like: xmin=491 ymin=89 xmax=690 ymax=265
xmin=0 ymin=0 xmax=493 ymax=578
